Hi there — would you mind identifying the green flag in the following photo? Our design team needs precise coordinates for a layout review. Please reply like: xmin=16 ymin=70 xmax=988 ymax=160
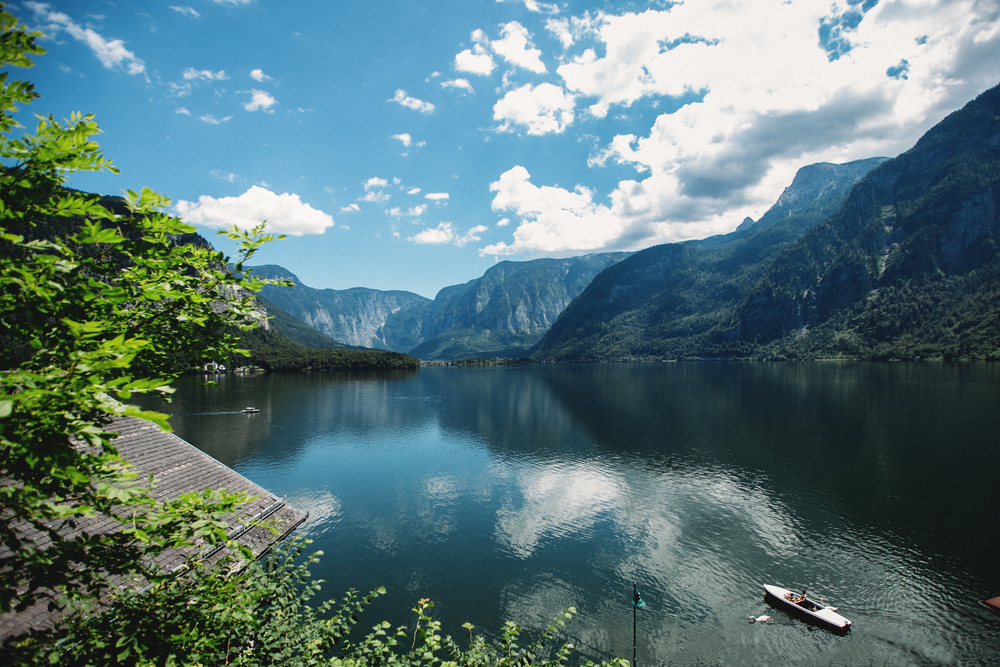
xmin=633 ymin=584 xmax=646 ymax=608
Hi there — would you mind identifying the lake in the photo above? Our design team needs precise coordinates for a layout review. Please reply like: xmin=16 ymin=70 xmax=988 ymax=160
xmin=142 ymin=362 xmax=1000 ymax=665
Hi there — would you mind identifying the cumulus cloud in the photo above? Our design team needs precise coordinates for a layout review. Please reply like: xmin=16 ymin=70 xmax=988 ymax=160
xmin=26 ymin=2 xmax=146 ymax=75
xmin=442 ymin=78 xmax=475 ymax=93
xmin=243 ymin=89 xmax=277 ymax=112
xmin=410 ymin=222 xmax=487 ymax=246
xmin=483 ymin=165 xmax=623 ymax=256
xmin=492 ymin=21 xmax=547 ymax=73
xmin=482 ymin=0 xmax=1000 ymax=256
xmin=455 ymin=29 xmax=496 ymax=76
xmin=250 ymin=68 xmax=273 ymax=82
xmin=425 ymin=192 xmax=450 ymax=202
xmin=392 ymin=133 xmax=413 ymax=148
xmin=389 ymin=204 xmax=428 ymax=218
xmin=175 ymin=186 xmax=335 ymax=236
xmin=361 ymin=177 xmax=391 ymax=205
xmin=493 ymin=83 xmax=575 ymax=135
xmin=389 ymin=89 xmax=436 ymax=114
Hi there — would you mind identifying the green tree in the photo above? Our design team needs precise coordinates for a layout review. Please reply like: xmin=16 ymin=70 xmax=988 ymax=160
xmin=0 ymin=8 xmax=623 ymax=666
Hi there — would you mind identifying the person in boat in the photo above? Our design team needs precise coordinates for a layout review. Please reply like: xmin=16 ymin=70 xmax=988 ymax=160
xmin=785 ymin=589 xmax=807 ymax=603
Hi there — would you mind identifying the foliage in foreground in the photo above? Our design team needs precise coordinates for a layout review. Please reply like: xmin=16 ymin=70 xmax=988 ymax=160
xmin=6 ymin=537 xmax=625 ymax=667
xmin=0 ymin=7 xmax=622 ymax=666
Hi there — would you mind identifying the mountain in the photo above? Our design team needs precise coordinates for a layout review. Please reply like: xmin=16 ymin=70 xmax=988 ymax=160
xmin=531 ymin=157 xmax=888 ymax=361
xmin=738 ymin=83 xmax=1000 ymax=359
xmin=409 ymin=253 xmax=630 ymax=359
xmin=534 ymin=82 xmax=1000 ymax=361
xmin=253 ymin=253 xmax=628 ymax=360
xmin=253 ymin=265 xmax=433 ymax=351
xmin=255 ymin=295 xmax=347 ymax=350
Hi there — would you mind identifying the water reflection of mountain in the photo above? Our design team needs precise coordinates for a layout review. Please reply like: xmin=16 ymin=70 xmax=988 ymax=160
xmin=530 ymin=362 xmax=1000 ymax=573
xmin=147 ymin=364 xmax=1000 ymax=583
xmin=143 ymin=370 xmax=423 ymax=468
xmin=420 ymin=363 xmax=1000 ymax=574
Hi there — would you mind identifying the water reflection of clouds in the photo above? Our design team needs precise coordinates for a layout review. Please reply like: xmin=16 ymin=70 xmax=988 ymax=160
xmin=291 ymin=490 xmax=343 ymax=539
xmin=491 ymin=464 xmax=807 ymax=664
xmin=415 ymin=474 xmax=460 ymax=542
xmin=494 ymin=462 xmax=623 ymax=559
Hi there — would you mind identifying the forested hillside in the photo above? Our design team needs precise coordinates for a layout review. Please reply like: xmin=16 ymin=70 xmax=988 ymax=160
xmin=739 ymin=82 xmax=1000 ymax=360
xmin=533 ymin=83 xmax=1000 ymax=361
xmin=532 ymin=159 xmax=887 ymax=361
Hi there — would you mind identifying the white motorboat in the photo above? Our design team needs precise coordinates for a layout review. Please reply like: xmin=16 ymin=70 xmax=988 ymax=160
xmin=240 ymin=407 xmax=260 ymax=413
xmin=763 ymin=585 xmax=851 ymax=633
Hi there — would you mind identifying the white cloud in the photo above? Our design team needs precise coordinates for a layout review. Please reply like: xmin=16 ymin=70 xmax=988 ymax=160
xmin=483 ymin=165 xmax=622 ymax=256
xmin=410 ymin=221 xmax=455 ymax=245
xmin=361 ymin=177 xmax=391 ymax=205
xmin=170 ymin=6 xmax=200 ymax=18
xmin=243 ymin=88 xmax=277 ymax=112
xmin=496 ymin=0 xmax=559 ymax=14
xmin=27 ymin=2 xmax=146 ymax=75
xmin=482 ymin=0 xmax=1000 ymax=256
xmin=183 ymin=67 xmax=229 ymax=81
xmin=176 ymin=185 xmax=335 ymax=236
xmin=408 ymin=187 xmax=422 ymax=195
xmin=199 ymin=114 xmax=232 ymax=125
xmin=455 ymin=30 xmax=496 ymax=76
xmin=492 ymin=21 xmax=547 ymax=73
xmin=341 ymin=203 xmax=361 ymax=213
xmin=211 ymin=0 xmax=254 ymax=5
xmin=392 ymin=133 xmax=413 ymax=148
xmin=442 ymin=78 xmax=475 ymax=93
xmin=211 ymin=170 xmax=239 ymax=183
xmin=389 ymin=204 xmax=428 ymax=218
xmin=410 ymin=222 xmax=487 ymax=246
xmin=493 ymin=82 xmax=575 ymax=135
xmin=425 ymin=192 xmax=450 ymax=202
xmin=250 ymin=68 xmax=273 ymax=82
xmin=389 ymin=89 xmax=435 ymax=114
xmin=174 ymin=106 xmax=191 ymax=116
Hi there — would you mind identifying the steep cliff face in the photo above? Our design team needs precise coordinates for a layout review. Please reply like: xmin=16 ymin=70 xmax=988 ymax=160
xmin=411 ymin=253 xmax=629 ymax=360
xmin=532 ymin=158 xmax=887 ymax=361
xmin=253 ymin=252 xmax=629 ymax=360
xmin=739 ymin=83 xmax=1000 ymax=355
xmin=254 ymin=266 xmax=432 ymax=350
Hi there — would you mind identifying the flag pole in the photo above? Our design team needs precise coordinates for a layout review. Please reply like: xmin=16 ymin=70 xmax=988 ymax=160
xmin=632 ymin=583 xmax=645 ymax=667
xmin=632 ymin=584 xmax=637 ymax=667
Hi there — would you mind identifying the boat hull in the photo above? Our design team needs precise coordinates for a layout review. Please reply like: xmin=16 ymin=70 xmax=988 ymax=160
xmin=763 ymin=585 xmax=851 ymax=633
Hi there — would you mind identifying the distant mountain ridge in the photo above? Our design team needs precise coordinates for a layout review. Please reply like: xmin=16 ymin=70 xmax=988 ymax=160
xmin=253 ymin=266 xmax=432 ymax=351
xmin=533 ymin=82 xmax=1000 ymax=361
xmin=253 ymin=252 xmax=629 ymax=360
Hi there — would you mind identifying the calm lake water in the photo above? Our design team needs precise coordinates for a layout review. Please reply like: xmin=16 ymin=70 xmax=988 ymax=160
xmin=143 ymin=363 xmax=1000 ymax=666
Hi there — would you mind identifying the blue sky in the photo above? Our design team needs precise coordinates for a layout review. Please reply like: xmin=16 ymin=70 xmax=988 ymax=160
xmin=14 ymin=0 xmax=1000 ymax=298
